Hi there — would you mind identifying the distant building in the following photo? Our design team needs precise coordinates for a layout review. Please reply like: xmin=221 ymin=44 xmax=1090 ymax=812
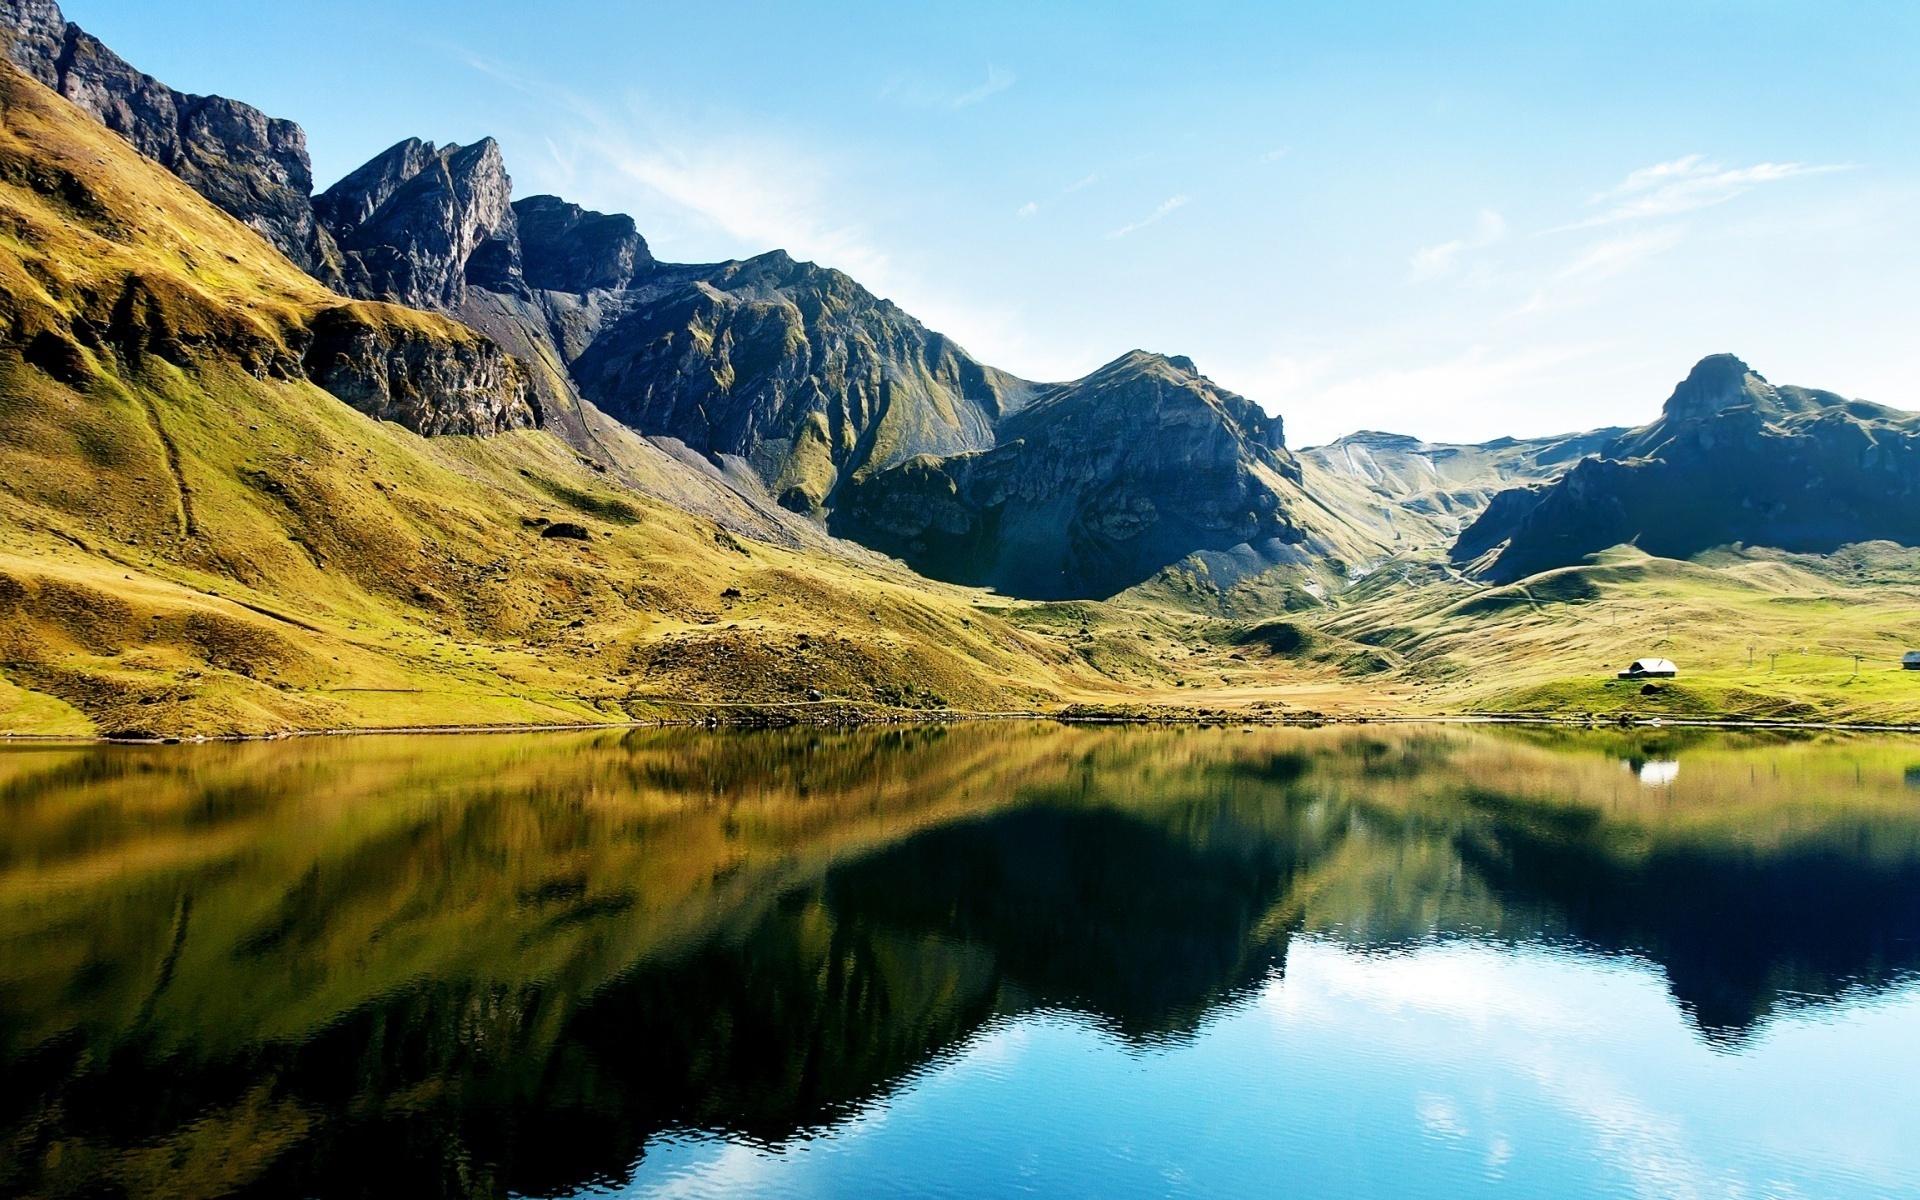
xmin=1904 ymin=651 xmax=1920 ymax=671
xmin=1619 ymin=658 xmax=1678 ymax=679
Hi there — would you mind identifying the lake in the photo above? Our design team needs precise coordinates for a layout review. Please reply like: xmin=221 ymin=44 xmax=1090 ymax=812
xmin=2 ymin=722 xmax=1917 ymax=1199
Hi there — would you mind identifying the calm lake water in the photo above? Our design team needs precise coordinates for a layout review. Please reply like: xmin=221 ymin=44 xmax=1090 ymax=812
xmin=3 ymin=723 xmax=1919 ymax=1199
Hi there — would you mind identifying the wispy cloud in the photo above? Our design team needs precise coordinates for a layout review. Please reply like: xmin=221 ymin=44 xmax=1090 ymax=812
xmin=1410 ymin=209 xmax=1506 ymax=282
xmin=1556 ymin=154 xmax=1848 ymax=230
xmin=951 ymin=65 xmax=1016 ymax=108
xmin=550 ymin=110 xmax=895 ymax=284
xmin=881 ymin=65 xmax=1017 ymax=110
xmin=1107 ymin=194 xmax=1192 ymax=239
xmin=1238 ymin=342 xmax=1607 ymax=445
xmin=1015 ymin=173 xmax=1099 ymax=221
xmin=1555 ymin=226 xmax=1685 ymax=281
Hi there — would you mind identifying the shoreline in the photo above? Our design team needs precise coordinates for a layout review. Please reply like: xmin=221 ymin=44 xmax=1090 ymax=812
xmin=5 ymin=705 xmax=1920 ymax=746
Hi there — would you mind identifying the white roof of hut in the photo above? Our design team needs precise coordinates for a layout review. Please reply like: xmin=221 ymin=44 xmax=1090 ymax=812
xmin=1622 ymin=658 xmax=1678 ymax=677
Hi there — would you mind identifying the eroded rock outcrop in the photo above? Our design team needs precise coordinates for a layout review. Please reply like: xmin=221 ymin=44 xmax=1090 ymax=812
xmin=301 ymin=306 xmax=539 ymax=437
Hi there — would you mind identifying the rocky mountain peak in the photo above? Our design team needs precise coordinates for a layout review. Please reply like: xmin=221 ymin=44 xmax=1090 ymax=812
xmin=1046 ymin=350 xmax=1286 ymax=453
xmin=312 ymin=137 xmax=436 ymax=237
xmin=514 ymin=195 xmax=654 ymax=293
xmin=1606 ymin=352 xmax=1779 ymax=461
xmin=1660 ymin=353 xmax=1773 ymax=421
xmin=317 ymin=137 xmax=521 ymax=309
xmin=1456 ymin=356 xmax=1920 ymax=581
xmin=829 ymin=347 xmax=1330 ymax=598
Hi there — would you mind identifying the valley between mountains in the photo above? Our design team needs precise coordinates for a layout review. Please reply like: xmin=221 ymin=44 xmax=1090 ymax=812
xmin=2 ymin=0 xmax=1919 ymax=738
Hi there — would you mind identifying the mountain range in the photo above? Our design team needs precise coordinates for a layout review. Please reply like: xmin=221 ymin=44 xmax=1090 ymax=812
xmin=2 ymin=0 xmax=1919 ymax=735
xmin=1 ymin=0 xmax=1392 ymax=601
xmin=1456 ymin=354 xmax=1920 ymax=581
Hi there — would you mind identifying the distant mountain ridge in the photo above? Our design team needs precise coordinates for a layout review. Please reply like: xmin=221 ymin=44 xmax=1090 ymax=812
xmin=1298 ymin=426 xmax=1626 ymax=554
xmin=1457 ymin=354 xmax=1920 ymax=581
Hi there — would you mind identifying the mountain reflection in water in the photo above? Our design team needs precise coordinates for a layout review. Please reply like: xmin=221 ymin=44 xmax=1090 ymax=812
xmin=1 ymin=723 xmax=1917 ymax=1198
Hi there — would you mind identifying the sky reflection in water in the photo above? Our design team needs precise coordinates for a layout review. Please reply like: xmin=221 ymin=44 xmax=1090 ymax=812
xmin=1 ymin=723 xmax=1917 ymax=1198
xmin=625 ymin=941 xmax=1920 ymax=1199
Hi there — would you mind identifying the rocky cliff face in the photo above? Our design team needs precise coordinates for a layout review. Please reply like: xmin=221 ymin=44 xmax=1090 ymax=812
xmin=832 ymin=352 xmax=1338 ymax=599
xmin=514 ymin=195 xmax=652 ymax=293
xmin=0 ymin=0 xmax=336 ymax=279
xmin=300 ymin=306 xmax=539 ymax=436
xmin=1456 ymin=354 xmax=1920 ymax=581
xmin=314 ymin=137 xmax=522 ymax=309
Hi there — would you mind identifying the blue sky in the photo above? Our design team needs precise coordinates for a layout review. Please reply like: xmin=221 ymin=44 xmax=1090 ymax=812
xmin=69 ymin=0 xmax=1920 ymax=444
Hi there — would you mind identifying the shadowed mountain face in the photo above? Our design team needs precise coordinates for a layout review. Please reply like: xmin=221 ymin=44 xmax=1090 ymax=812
xmin=4 ymin=725 xmax=1919 ymax=1196
xmin=512 ymin=194 xmax=653 ymax=293
xmin=565 ymin=251 xmax=1035 ymax=512
xmin=1458 ymin=354 xmax=1920 ymax=581
xmin=831 ymin=352 xmax=1342 ymax=599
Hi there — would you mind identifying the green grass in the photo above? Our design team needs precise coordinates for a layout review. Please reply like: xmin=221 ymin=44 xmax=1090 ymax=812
xmin=1317 ymin=544 xmax=1920 ymax=723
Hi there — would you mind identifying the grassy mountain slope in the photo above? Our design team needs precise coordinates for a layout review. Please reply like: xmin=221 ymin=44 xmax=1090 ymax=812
xmin=0 ymin=62 xmax=1184 ymax=736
